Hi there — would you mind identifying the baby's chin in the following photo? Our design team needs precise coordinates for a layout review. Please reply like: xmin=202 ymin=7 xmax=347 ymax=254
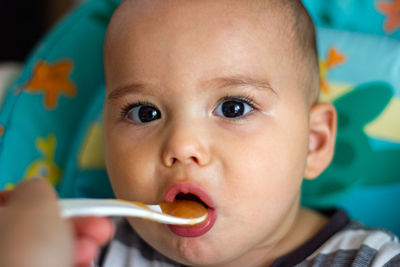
xmin=128 ymin=218 xmax=234 ymax=266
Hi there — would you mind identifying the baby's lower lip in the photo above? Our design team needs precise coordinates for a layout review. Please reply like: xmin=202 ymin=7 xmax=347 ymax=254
xmin=167 ymin=208 xmax=217 ymax=237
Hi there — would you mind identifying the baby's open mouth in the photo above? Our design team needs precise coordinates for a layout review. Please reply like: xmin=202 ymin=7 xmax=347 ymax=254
xmin=175 ymin=192 xmax=209 ymax=209
xmin=164 ymin=182 xmax=217 ymax=237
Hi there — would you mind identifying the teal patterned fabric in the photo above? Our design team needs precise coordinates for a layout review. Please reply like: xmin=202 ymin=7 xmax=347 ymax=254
xmin=301 ymin=0 xmax=400 ymax=235
xmin=302 ymin=27 xmax=400 ymax=235
xmin=0 ymin=0 xmax=399 ymax=235
xmin=0 ymin=0 xmax=121 ymax=197
xmin=303 ymin=0 xmax=400 ymax=38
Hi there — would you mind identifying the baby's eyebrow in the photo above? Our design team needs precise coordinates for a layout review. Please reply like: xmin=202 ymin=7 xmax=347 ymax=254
xmin=202 ymin=75 xmax=277 ymax=95
xmin=107 ymin=75 xmax=276 ymax=102
xmin=107 ymin=83 xmax=149 ymax=102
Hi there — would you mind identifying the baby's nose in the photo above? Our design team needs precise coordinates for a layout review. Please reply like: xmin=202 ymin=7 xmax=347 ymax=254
xmin=161 ymin=121 xmax=211 ymax=167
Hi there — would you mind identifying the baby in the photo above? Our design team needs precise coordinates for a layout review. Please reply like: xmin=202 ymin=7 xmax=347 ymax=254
xmin=100 ymin=0 xmax=400 ymax=266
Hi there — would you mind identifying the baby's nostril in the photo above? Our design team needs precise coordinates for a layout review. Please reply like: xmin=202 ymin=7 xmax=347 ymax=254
xmin=190 ymin=156 xmax=199 ymax=164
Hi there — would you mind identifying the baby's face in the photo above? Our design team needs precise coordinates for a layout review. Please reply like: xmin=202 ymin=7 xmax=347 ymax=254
xmin=103 ymin=0 xmax=313 ymax=265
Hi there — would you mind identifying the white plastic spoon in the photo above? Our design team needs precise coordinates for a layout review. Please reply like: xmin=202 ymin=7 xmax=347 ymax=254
xmin=59 ymin=199 xmax=207 ymax=225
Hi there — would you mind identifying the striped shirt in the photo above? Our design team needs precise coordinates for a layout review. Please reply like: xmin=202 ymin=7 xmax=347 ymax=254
xmin=98 ymin=210 xmax=400 ymax=267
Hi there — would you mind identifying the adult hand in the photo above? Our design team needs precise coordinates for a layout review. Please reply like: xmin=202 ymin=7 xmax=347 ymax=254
xmin=0 ymin=179 xmax=114 ymax=267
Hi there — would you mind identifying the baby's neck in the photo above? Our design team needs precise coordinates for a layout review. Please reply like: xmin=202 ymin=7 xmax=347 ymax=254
xmin=269 ymin=207 xmax=328 ymax=264
xmin=267 ymin=207 xmax=328 ymax=267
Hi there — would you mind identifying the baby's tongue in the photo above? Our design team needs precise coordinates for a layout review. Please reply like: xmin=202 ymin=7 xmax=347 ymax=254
xmin=160 ymin=200 xmax=208 ymax=219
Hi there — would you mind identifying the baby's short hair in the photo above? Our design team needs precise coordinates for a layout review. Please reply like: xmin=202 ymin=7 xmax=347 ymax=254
xmin=284 ymin=0 xmax=320 ymax=104
xmin=252 ymin=0 xmax=320 ymax=104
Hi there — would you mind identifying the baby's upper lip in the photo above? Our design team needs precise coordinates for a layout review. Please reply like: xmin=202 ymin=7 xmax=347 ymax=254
xmin=164 ymin=181 xmax=215 ymax=209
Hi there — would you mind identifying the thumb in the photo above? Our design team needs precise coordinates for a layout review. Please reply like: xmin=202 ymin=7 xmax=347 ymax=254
xmin=8 ymin=178 xmax=58 ymax=210
xmin=0 ymin=179 xmax=74 ymax=267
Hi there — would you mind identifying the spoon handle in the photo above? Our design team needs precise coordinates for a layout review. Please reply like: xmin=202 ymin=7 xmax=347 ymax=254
xmin=59 ymin=199 xmax=206 ymax=225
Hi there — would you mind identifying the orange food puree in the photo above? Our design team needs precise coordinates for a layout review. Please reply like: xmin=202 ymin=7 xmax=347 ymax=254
xmin=160 ymin=200 xmax=208 ymax=219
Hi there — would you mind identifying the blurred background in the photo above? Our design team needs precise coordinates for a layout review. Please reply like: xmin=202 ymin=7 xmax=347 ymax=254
xmin=0 ymin=0 xmax=86 ymax=101
xmin=0 ymin=0 xmax=84 ymax=62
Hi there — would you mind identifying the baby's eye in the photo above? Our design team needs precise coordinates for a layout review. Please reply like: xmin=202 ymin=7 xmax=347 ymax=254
xmin=214 ymin=97 xmax=254 ymax=119
xmin=124 ymin=104 xmax=161 ymax=123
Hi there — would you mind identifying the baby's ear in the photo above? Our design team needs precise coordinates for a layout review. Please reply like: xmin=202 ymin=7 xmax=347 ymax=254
xmin=304 ymin=102 xmax=337 ymax=180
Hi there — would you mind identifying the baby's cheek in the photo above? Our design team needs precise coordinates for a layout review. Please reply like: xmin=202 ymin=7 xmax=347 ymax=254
xmin=113 ymin=161 xmax=162 ymax=202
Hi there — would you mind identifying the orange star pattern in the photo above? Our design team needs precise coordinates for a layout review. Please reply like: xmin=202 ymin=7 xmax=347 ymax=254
xmin=25 ymin=60 xmax=77 ymax=109
xmin=319 ymin=47 xmax=346 ymax=94
xmin=377 ymin=0 xmax=400 ymax=33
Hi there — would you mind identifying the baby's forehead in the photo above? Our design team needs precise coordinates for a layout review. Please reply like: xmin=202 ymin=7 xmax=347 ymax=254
xmin=106 ymin=0 xmax=315 ymax=101
xmin=117 ymin=0 xmax=295 ymax=29
xmin=110 ymin=0 xmax=300 ymax=54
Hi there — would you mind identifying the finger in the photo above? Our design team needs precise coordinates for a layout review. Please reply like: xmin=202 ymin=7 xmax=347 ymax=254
xmin=75 ymin=237 xmax=98 ymax=265
xmin=70 ymin=217 xmax=113 ymax=266
xmin=0 ymin=190 xmax=12 ymax=206
xmin=71 ymin=216 xmax=114 ymax=245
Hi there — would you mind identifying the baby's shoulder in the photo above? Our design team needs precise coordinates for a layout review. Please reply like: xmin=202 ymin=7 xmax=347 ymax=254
xmin=300 ymin=221 xmax=400 ymax=267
